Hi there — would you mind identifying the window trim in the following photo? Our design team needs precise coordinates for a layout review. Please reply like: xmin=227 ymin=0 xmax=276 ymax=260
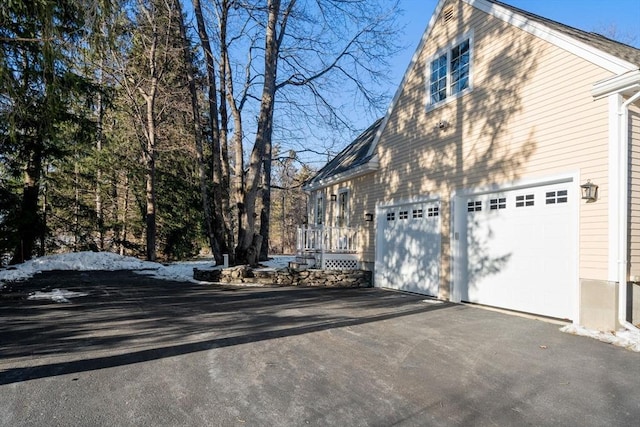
xmin=315 ymin=193 xmax=324 ymax=226
xmin=426 ymin=31 xmax=474 ymax=111
xmin=336 ymin=188 xmax=350 ymax=227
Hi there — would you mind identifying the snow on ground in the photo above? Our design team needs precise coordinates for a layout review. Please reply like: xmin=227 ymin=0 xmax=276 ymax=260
xmin=0 ymin=251 xmax=213 ymax=285
xmin=561 ymin=324 xmax=640 ymax=352
xmin=2 ymin=252 xmax=639 ymax=352
xmin=0 ymin=251 xmax=294 ymax=285
xmin=28 ymin=289 xmax=88 ymax=303
xmin=256 ymin=255 xmax=295 ymax=270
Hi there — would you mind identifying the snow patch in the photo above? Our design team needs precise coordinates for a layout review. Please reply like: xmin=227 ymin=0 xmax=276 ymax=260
xmin=560 ymin=324 xmax=640 ymax=352
xmin=28 ymin=289 xmax=88 ymax=303
xmin=254 ymin=255 xmax=295 ymax=271
xmin=0 ymin=251 xmax=215 ymax=284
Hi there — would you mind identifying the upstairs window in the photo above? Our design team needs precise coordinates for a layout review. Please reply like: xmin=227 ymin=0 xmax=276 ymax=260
xmin=428 ymin=36 xmax=472 ymax=108
xmin=430 ymin=55 xmax=447 ymax=103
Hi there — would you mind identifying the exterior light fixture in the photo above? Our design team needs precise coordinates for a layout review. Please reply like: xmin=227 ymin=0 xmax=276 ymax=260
xmin=365 ymin=213 xmax=374 ymax=222
xmin=330 ymin=194 xmax=337 ymax=202
xmin=437 ymin=120 xmax=449 ymax=130
xmin=580 ymin=180 xmax=598 ymax=203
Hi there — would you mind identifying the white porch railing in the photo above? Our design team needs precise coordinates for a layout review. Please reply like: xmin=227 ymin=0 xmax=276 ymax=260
xmin=296 ymin=226 xmax=358 ymax=254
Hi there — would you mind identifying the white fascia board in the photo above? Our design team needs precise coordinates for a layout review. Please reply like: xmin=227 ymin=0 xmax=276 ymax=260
xmin=302 ymin=155 xmax=380 ymax=192
xmin=592 ymin=70 xmax=640 ymax=100
xmin=364 ymin=0 xmax=450 ymax=158
xmin=466 ymin=0 xmax=637 ymax=75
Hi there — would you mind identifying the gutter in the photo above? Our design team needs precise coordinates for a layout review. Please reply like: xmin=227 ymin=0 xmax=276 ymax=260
xmin=618 ymin=90 xmax=640 ymax=332
xmin=592 ymin=70 xmax=640 ymax=100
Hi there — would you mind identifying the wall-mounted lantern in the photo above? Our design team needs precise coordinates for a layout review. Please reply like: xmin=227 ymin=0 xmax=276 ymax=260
xmin=364 ymin=213 xmax=374 ymax=222
xmin=580 ymin=180 xmax=598 ymax=203
xmin=330 ymin=194 xmax=337 ymax=202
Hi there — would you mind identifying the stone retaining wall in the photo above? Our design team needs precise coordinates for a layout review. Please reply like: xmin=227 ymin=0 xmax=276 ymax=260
xmin=193 ymin=266 xmax=371 ymax=288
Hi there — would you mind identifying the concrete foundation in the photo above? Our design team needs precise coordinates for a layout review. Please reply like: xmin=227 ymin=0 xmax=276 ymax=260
xmin=579 ymin=279 xmax=620 ymax=331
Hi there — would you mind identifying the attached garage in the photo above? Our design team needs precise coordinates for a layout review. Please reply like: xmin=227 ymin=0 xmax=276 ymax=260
xmin=375 ymin=199 xmax=441 ymax=296
xmin=453 ymin=179 xmax=578 ymax=320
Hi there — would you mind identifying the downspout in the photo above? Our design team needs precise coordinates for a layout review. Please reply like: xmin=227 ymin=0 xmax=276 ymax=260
xmin=618 ymin=90 xmax=640 ymax=332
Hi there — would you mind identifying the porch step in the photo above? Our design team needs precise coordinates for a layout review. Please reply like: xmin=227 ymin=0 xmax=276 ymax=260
xmin=288 ymin=261 xmax=309 ymax=271
xmin=289 ymin=254 xmax=317 ymax=271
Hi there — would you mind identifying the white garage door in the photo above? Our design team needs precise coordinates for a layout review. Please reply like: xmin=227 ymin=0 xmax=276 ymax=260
xmin=455 ymin=181 xmax=576 ymax=319
xmin=375 ymin=200 xmax=440 ymax=296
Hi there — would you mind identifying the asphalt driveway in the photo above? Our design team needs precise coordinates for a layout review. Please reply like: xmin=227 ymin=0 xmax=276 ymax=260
xmin=1 ymin=271 xmax=639 ymax=426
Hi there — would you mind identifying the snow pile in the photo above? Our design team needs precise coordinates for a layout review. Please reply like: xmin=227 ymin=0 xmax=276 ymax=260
xmin=137 ymin=260 xmax=215 ymax=282
xmin=0 ymin=252 xmax=157 ymax=284
xmin=0 ymin=251 xmax=294 ymax=285
xmin=561 ymin=324 xmax=640 ymax=352
xmin=0 ymin=251 xmax=218 ymax=284
xmin=28 ymin=289 xmax=88 ymax=303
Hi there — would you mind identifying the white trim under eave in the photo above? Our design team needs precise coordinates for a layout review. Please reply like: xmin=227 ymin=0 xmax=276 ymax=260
xmin=466 ymin=0 xmax=637 ymax=75
xmin=303 ymin=155 xmax=380 ymax=192
xmin=592 ymin=70 xmax=640 ymax=100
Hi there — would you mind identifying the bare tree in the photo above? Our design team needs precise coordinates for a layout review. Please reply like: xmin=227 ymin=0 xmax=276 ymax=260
xmin=186 ymin=0 xmax=399 ymax=265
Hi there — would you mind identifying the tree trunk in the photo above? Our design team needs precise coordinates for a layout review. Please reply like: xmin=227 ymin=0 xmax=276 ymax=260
xmin=95 ymin=63 xmax=105 ymax=251
xmin=176 ymin=0 xmax=223 ymax=264
xmin=10 ymin=154 xmax=42 ymax=264
xmin=236 ymin=0 xmax=285 ymax=264
xmin=139 ymin=5 xmax=162 ymax=262
xmin=144 ymin=155 xmax=156 ymax=261
xmin=119 ymin=173 xmax=130 ymax=256
xmin=192 ymin=0 xmax=231 ymax=263
xmin=259 ymin=147 xmax=272 ymax=261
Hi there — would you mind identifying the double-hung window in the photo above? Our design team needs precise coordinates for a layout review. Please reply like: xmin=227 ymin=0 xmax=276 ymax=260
xmin=336 ymin=189 xmax=349 ymax=227
xmin=315 ymin=194 xmax=324 ymax=226
xmin=428 ymin=36 xmax=472 ymax=108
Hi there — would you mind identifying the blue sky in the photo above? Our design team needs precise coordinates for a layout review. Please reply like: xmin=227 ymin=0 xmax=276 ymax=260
xmin=391 ymin=0 xmax=640 ymax=86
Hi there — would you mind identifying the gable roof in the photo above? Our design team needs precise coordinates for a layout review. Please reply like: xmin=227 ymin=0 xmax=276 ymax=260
xmin=304 ymin=118 xmax=383 ymax=190
xmin=484 ymin=0 xmax=640 ymax=68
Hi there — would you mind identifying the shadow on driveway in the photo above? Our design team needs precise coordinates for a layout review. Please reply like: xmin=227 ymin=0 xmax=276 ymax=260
xmin=0 ymin=270 xmax=453 ymax=385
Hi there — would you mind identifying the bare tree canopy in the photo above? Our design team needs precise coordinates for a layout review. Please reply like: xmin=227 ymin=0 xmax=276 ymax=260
xmin=0 ymin=0 xmax=402 ymax=264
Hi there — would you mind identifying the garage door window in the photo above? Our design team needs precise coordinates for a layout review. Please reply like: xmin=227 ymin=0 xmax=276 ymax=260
xmin=490 ymin=198 xmax=506 ymax=210
xmin=413 ymin=209 xmax=424 ymax=219
xmin=386 ymin=212 xmax=395 ymax=221
xmin=428 ymin=206 xmax=439 ymax=217
xmin=467 ymin=200 xmax=482 ymax=212
xmin=516 ymin=194 xmax=534 ymax=207
xmin=399 ymin=210 xmax=409 ymax=220
xmin=546 ymin=190 xmax=568 ymax=204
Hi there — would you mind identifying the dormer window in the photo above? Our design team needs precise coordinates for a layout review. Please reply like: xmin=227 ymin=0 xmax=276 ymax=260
xmin=428 ymin=34 xmax=473 ymax=109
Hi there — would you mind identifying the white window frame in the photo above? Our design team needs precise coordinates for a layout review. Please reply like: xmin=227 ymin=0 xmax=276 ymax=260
xmin=336 ymin=188 xmax=350 ymax=227
xmin=426 ymin=31 xmax=474 ymax=111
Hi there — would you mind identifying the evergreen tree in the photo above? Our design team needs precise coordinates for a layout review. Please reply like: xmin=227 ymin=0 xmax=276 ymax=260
xmin=0 ymin=0 xmax=100 ymax=262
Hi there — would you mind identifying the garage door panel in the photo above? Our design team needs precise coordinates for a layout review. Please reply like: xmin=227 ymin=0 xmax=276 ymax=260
xmin=459 ymin=182 xmax=574 ymax=319
xmin=376 ymin=201 xmax=440 ymax=296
